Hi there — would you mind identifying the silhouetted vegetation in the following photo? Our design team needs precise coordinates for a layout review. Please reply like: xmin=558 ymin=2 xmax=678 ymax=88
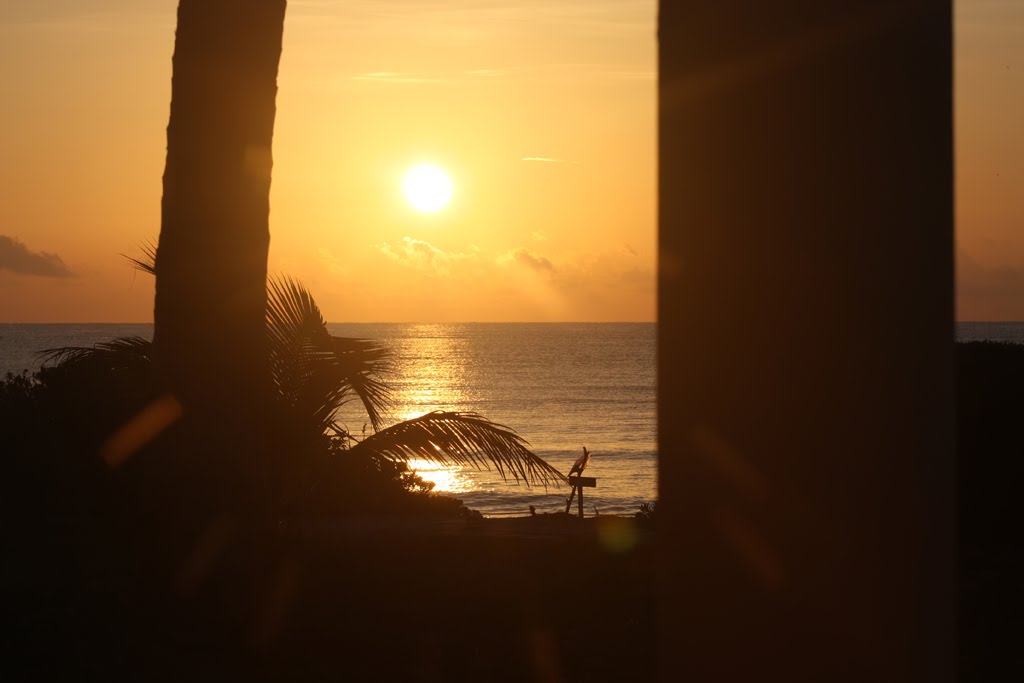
xmin=2 ymin=3 xmax=656 ymax=678
xmin=634 ymin=501 xmax=657 ymax=529
xmin=19 ymin=273 xmax=562 ymax=518
xmin=4 ymin=271 xmax=600 ymax=680
xmin=15 ymin=336 xmax=1018 ymax=680
xmin=4 ymin=351 xmax=651 ymax=681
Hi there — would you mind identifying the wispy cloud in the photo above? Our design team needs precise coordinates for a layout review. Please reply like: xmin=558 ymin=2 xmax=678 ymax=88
xmin=497 ymin=247 xmax=556 ymax=274
xmin=371 ymin=238 xmax=655 ymax=319
xmin=521 ymin=157 xmax=579 ymax=164
xmin=0 ymin=235 xmax=73 ymax=278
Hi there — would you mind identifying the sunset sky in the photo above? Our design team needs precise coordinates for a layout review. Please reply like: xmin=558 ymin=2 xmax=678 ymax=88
xmin=0 ymin=1 xmax=1020 ymax=321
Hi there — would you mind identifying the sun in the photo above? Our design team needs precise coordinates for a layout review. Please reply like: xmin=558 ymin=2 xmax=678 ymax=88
xmin=402 ymin=163 xmax=453 ymax=212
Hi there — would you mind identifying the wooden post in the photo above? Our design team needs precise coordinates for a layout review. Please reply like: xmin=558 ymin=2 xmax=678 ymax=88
xmin=566 ymin=477 xmax=597 ymax=518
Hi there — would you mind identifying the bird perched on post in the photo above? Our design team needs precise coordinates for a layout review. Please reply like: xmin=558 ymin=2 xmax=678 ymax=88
xmin=568 ymin=446 xmax=591 ymax=478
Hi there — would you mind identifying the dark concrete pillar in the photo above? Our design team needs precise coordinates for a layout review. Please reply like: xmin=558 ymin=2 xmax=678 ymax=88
xmin=657 ymin=3 xmax=954 ymax=680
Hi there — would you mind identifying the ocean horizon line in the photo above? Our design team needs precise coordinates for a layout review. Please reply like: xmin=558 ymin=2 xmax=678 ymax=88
xmin=0 ymin=320 xmax=659 ymax=326
xmin=2 ymin=320 xmax=1022 ymax=326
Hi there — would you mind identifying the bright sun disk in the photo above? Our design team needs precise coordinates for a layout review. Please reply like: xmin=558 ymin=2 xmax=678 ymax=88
xmin=402 ymin=163 xmax=453 ymax=212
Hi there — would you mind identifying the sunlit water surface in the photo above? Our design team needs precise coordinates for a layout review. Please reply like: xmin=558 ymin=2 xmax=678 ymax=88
xmin=326 ymin=323 xmax=657 ymax=516
xmin=1 ymin=322 xmax=656 ymax=516
xmin=6 ymin=322 xmax=1015 ymax=516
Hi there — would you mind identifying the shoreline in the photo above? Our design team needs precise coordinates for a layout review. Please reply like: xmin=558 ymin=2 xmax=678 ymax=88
xmin=288 ymin=511 xmax=655 ymax=545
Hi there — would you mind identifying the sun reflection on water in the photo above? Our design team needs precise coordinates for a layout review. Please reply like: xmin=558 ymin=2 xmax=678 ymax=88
xmin=405 ymin=458 xmax=475 ymax=494
xmin=323 ymin=322 xmax=658 ymax=516
xmin=391 ymin=325 xmax=474 ymax=421
xmin=387 ymin=328 xmax=481 ymax=493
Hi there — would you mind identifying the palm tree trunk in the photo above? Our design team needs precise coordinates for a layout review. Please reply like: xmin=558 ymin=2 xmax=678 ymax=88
xmin=154 ymin=0 xmax=287 ymax=511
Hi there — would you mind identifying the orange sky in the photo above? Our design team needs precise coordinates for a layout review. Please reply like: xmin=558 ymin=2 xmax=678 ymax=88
xmin=955 ymin=0 xmax=1024 ymax=320
xmin=0 ymin=1 xmax=1020 ymax=321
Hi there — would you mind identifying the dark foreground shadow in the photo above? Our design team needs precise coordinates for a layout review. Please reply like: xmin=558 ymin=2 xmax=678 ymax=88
xmin=958 ymin=341 xmax=1024 ymax=680
xmin=2 ymin=367 xmax=654 ymax=682
xmin=9 ymin=340 xmax=1018 ymax=679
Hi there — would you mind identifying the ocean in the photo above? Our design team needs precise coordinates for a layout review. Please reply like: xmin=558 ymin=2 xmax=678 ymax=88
xmin=955 ymin=322 xmax=1024 ymax=344
xmin=3 ymin=321 xmax=1020 ymax=516
xmin=0 ymin=322 xmax=656 ymax=517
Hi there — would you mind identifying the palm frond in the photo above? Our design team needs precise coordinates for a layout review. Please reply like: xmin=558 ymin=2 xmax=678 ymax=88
xmin=350 ymin=411 xmax=567 ymax=488
xmin=327 ymin=335 xmax=392 ymax=431
xmin=38 ymin=336 xmax=154 ymax=369
xmin=266 ymin=276 xmax=391 ymax=433
xmin=37 ymin=337 xmax=157 ymax=403
xmin=122 ymin=242 xmax=157 ymax=276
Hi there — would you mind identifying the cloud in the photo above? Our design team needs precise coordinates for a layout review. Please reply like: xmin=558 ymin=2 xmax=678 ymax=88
xmin=381 ymin=238 xmax=556 ymax=280
xmin=0 ymin=235 xmax=73 ymax=277
xmin=374 ymin=237 xmax=654 ymax=318
xmin=532 ymin=230 xmax=548 ymax=242
xmin=494 ymin=245 xmax=655 ymax=320
xmin=369 ymin=237 xmax=655 ymax=320
xmin=521 ymin=157 xmax=578 ymax=164
xmin=552 ymin=247 xmax=655 ymax=291
xmin=497 ymin=247 xmax=556 ymax=274
xmin=379 ymin=237 xmax=478 ymax=277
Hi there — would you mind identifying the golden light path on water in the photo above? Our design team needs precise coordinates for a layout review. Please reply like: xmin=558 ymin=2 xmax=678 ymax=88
xmin=324 ymin=322 xmax=659 ymax=516
xmin=404 ymin=457 xmax=473 ymax=494
xmin=389 ymin=326 xmax=476 ymax=494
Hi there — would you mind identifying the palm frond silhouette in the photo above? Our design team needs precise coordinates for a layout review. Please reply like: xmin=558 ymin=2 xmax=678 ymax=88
xmin=267 ymin=275 xmax=391 ymax=435
xmin=40 ymin=252 xmax=565 ymax=494
xmin=352 ymin=411 xmax=565 ymax=488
